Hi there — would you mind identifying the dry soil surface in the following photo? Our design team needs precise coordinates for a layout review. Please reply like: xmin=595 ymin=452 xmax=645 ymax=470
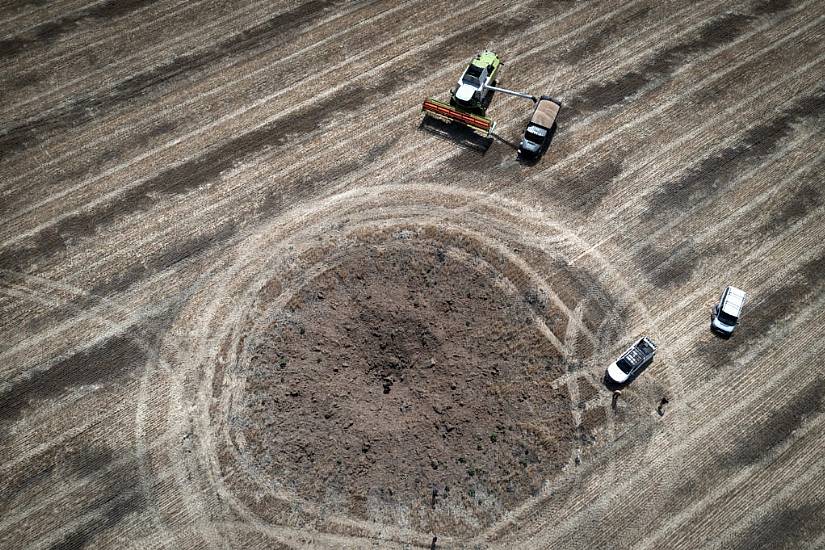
xmin=1 ymin=0 xmax=824 ymax=548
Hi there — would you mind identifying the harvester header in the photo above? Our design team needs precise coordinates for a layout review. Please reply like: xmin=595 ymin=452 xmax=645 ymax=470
xmin=422 ymin=98 xmax=496 ymax=136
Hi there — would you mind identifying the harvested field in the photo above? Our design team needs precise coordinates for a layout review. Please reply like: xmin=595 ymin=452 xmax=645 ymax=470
xmin=0 ymin=0 xmax=823 ymax=548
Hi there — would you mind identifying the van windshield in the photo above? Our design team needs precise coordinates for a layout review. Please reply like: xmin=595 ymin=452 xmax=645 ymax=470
xmin=718 ymin=310 xmax=738 ymax=325
xmin=618 ymin=348 xmax=645 ymax=373
xmin=525 ymin=125 xmax=547 ymax=142
xmin=616 ymin=358 xmax=634 ymax=374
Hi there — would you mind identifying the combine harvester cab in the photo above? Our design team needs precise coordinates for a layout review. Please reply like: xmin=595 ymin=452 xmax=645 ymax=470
xmin=450 ymin=50 xmax=501 ymax=115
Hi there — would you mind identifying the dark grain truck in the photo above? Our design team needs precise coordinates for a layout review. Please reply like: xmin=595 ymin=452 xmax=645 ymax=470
xmin=518 ymin=96 xmax=560 ymax=161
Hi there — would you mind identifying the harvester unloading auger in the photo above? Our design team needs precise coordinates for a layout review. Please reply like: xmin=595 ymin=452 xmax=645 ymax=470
xmin=421 ymin=51 xmax=545 ymax=138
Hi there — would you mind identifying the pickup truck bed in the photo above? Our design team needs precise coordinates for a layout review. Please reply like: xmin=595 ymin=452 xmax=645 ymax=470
xmin=531 ymin=97 xmax=560 ymax=129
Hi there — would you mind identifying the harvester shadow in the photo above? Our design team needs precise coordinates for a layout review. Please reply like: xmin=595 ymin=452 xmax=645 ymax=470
xmin=419 ymin=116 xmax=492 ymax=154
xmin=491 ymin=132 xmax=519 ymax=150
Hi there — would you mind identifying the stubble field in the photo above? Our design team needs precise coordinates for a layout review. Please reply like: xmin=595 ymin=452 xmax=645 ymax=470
xmin=1 ymin=0 xmax=824 ymax=548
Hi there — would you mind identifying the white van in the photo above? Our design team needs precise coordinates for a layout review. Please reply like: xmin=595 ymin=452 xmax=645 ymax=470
xmin=711 ymin=286 xmax=746 ymax=336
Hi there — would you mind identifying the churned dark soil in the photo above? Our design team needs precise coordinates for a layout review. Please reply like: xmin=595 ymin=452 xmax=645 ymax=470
xmin=239 ymin=240 xmax=575 ymax=534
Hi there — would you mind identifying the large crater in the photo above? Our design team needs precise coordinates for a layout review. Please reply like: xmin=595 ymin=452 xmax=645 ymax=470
xmin=234 ymin=234 xmax=577 ymax=534
xmin=146 ymin=188 xmax=668 ymax=546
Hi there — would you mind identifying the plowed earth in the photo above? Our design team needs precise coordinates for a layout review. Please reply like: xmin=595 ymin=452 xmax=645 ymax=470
xmin=238 ymin=235 xmax=574 ymax=535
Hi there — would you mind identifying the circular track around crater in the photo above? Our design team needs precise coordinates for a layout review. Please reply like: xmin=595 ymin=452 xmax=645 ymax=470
xmin=138 ymin=184 xmax=677 ymax=547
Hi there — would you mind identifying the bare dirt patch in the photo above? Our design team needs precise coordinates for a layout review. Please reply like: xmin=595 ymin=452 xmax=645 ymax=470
xmin=235 ymin=236 xmax=576 ymax=535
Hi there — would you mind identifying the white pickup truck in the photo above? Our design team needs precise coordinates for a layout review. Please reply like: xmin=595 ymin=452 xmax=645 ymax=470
xmin=711 ymin=286 xmax=746 ymax=336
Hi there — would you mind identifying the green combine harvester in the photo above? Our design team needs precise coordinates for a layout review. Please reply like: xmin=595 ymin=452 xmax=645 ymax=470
xmin=422 ymin=51 xmax=538 ymax=138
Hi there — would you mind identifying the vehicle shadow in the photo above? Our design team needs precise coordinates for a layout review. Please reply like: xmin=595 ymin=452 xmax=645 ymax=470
xmin=419 ymin=116 xmax=492 ymax=154
xmin=491 ymin=131 xmax=519 ymax=150
xmin=710 ymin=323 xmax=733 ymax=339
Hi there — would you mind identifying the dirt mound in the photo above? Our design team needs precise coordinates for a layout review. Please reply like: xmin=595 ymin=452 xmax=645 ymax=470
xmin=236 ymin=237 xmax=576 ymax=534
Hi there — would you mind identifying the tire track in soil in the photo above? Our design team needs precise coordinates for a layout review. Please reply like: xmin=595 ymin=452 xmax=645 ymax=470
xmin=0 ymin=431 xmax=180 ymax=548
xmin=638 ymin=383 xmax=825 ymax=549
xmin=562 ymin=10 xmax=761 ymax=121
xmin=723 ymin=502 xmax=823 ymax=550
xmin=626 ymin=123 xmax=818 ymax=296
xmin=0 ymin=218 xmax=235 ymax=343
xmin=668 ymin=238 xmax=825 ymax=414
xmin=643 ymin=89 xmax=825 ymax=219
xmin=0 ymin=0 xmax=493 ymax=170
xmin=631 ymin=133 xmax=824 ymax=300
xmin=0 ymin=2 xmax=418 ymax=244
xmin=658 ymin=168 xmax=822 ymax=348
xmin=0 ymin=273 xmax=177 ymax=498
xmin=0 ymin=0 xmax=427 ymax=194
xmin=233 ymin=241 xmax=574 ymax=535
xmin=591 ymin=280 xmax=825 ymax=546
xmin=365 ymin=0 xmax=819 ymax=220
xmin=580 ymin=231 xmax=824 ymax=540
xmin=460 ymin=89 xmax=820 ymax=544
xmin=4 ymin=1 xmax=824 ymax=547
xmin=639 ymin=408 xmax=825 ymax=550
xmin=0 ymin=1 xmax=85 ymax=37
xmin=666 ymin=360 xmax=825 ymax=549
xmin=616 ymin=154 xmax=815 ymax=401
xmin=657 ymin=159 xmax=821 ymax=356
xmin=0 ymin=169 xmax=652 ymax=484
xmin=491 ymin=317 xmax=824 ymax=549
xmin=364 ymin=15 xmax=824 ymax=394
xmin=525 ymin=0 xmax=819 ymax=199
xmin=1 ymin=445 xmax=148 ymax=550
xmin=0 ymin=0 xmax=276 ymax=105
xmin=0 ymin=221 xmax=240 ymax=374
xmin=0 ymin=328 xmax=171 ymax=534
xmin=543 ymin=48 xmax=824 ymax=294
xmin=0 ymin=270 xmax=181 ymax=432
xmin=12 ymin=0 xmax=688 ymax=270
